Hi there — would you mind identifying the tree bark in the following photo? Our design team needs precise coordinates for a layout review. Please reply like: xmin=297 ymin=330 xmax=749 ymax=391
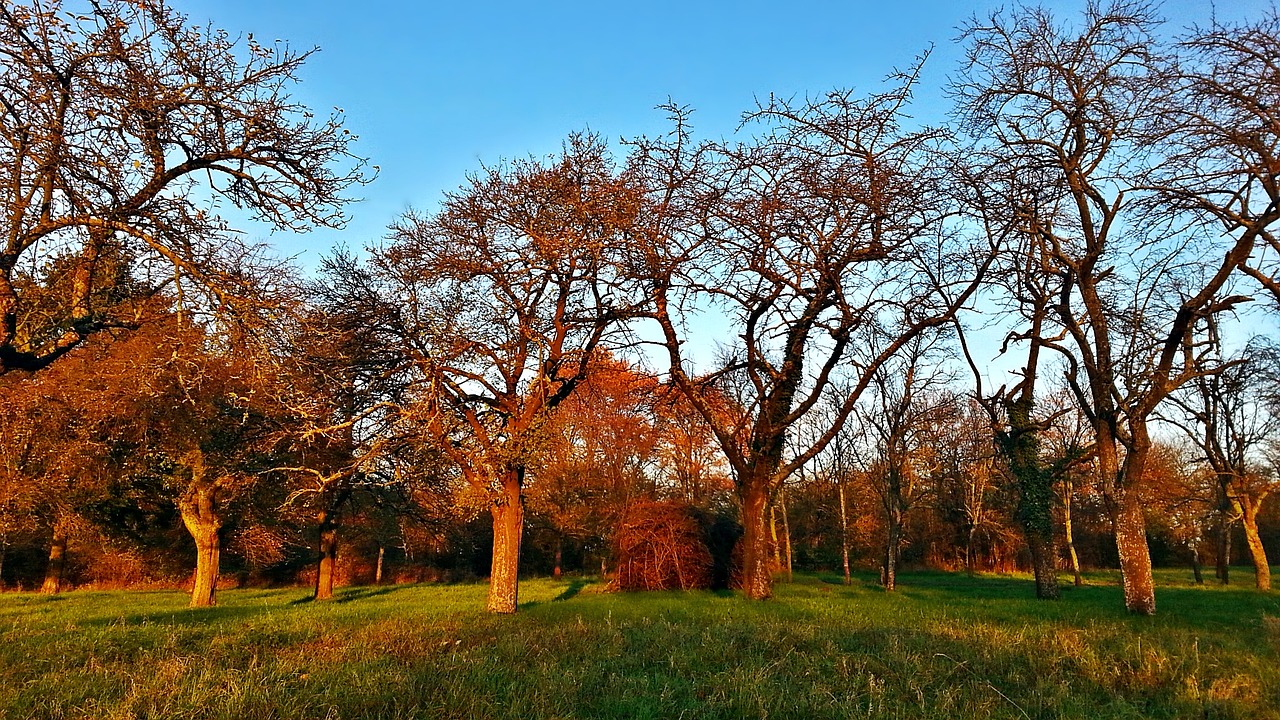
xmin=486 ymin=471 xmax=524 ymax=614
xmin=1240 ymin=497 xmax=1271 ymax=591
xmin=314 ymin=511 xmax=338 ymax=601
xmin=553 ymin=534 xmax=563 ymax=579
xmin=40 ymin=533 xmax=67 ymax=594
xmin=740 ymin=484 xmax=773 ymax=600
xmin=375 ymin=545 xmax=385 ymax=584
xmin=1190 ymin=543 xmax=1204 ymax=585
xmin=1110 ymin=488 xmax=1155 ymax=615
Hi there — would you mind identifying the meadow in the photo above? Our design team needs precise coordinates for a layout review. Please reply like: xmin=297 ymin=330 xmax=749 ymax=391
xmin=1 ymin=570 xmax=1277 ymax=719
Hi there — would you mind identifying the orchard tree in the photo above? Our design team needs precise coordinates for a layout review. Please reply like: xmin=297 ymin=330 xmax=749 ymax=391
xmin=628 ymin=64 xmax=990 ymax=599
xmin=0 ymin=0 xmax=368 ymax=375
xmin=340 ymin=135 xmax=642 ymax=613
xmin=954 ymin=1 xmax=1262 ymax=614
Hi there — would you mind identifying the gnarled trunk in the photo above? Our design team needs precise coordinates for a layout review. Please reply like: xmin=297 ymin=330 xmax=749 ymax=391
xmin=40 ymin=533 xmax=67 ymax=594
xmin=179 ymin=464 xmax=223 ymax=608
xmin=314 ymin=511 xmax=339 ymax=601
xmin=486 ymin=471 xmax=524 ymax=614
xmin=739 ymin=484 xmax=773 ymax=600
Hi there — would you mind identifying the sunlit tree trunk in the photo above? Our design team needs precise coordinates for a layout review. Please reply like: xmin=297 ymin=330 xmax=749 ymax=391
xmin=769 ymin=505 xmax=782 ymax=572
xmin=1190 ymin=543 xmax=1204 ymax=585
xmin=1062 ymin=477 xmax=1084 ymax=587
xmin=883 ymin=511 xmax=901 ymax=592
xmin=740 ymin=482 xmax=773 ymax=600
xmin=314 ymin=510 xmax=338 ymax=601
xmin=1239 ymin=496 xmax=1271 ymax=591
xmin=179 ymin=458 xmax=223 ymax=608
xmin=838 ymin=481 xmax=851 ymax=586
xmin=40 ymin=533 xmax=67 ymax=594
xmin=486 ymin=470 xmax=524 ymax=614
xmin=375 ymin=545 xmax=385 ymax=584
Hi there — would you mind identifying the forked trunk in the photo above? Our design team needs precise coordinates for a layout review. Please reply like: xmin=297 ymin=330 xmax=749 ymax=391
xmin=40 ymin=534 xmax=67 ymax=594
xmin=739 ymin=485 xmax=773 ymax=600
xmin=1240 ymin=499 xmax=1271 ymax=591
xmin=486 ymin=472 xmax=524 ymax=614
xmin=314 ymin=512 xmax=338 ymax=601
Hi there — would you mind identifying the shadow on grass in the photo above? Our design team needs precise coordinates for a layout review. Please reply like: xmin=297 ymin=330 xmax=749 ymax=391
xmin=288 ymin=585 xmax=412 ymax=605
xmin=554 ymin=580 xmax=587 ymax=602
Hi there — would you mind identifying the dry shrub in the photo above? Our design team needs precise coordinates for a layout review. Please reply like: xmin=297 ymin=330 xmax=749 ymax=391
xmin=611 ymin=501 xmax=713 ymax=591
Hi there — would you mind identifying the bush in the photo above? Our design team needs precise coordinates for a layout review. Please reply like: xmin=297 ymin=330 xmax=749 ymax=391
xmin=611 ymin=501 xmax=713 ymax=591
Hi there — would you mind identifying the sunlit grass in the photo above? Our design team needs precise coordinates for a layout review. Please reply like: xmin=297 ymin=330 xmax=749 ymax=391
xmin=1 ymin=569 xmax=1276 ymax=719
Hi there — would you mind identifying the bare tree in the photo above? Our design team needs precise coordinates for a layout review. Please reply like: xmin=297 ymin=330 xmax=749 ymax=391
xmin=629 ymin=63 xmax=990 ymax=599
xmin=343 ymin=135 xmax=641 ymax=613
xmin=1166 ymin=330 xmax=1279 ymax=590
xmin=954 ymin=1 xmax=1262 ymax=614
xmin=0 ymin=0 xmax=368 ymax=375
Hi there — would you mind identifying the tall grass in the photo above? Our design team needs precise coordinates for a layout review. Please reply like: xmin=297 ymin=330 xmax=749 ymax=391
xmin=1 ymin=569 xmax=1276 ymax=719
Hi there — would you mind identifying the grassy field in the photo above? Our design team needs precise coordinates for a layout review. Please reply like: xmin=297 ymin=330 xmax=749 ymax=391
xmin=0 ymin=570 xmax=1277 ymax=719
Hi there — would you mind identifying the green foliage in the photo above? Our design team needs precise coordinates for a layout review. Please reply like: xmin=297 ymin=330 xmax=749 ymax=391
xmin=1 ymin=570 xmax=1276 ymax=719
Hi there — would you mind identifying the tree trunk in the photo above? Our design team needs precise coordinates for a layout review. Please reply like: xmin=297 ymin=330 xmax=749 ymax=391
xmin=883 ymin=516 xmax=900 ymax=592
xmin=1111 ymin=489 xmax=1155 ymax=615
xmin=553 ymin=534 xmax=564 ymax=579
xmin=739 ymin=484 xmax=773 ymax=600
xmin=838 ymin=481 xmax=851 ymax=586
xmin=186 ymin=521 xmax=221 ymax=607
xmin=375 ymin=545 xmax=385 ymax=584
xmin=780 ymin=489 xmax=793 ymax=584
xmin=1240 ymin=498 xmax=1271 ymax=591
xmin=1190 ymin=543 xmax=1204 ymax=585
xmin=179 ymin=468 xmax=223 ymax=608
xmin=1063 ymin=478 xmax=1084 ymax=587
xmin=769 ymin=505 xmax=782 ymax=572
xmin=486 ymin=471 xmax=524 ymax=614
xmin=314 ymin=512 xmax=338 ymax=601
xmin=40 ymin=533 xmax=67 ymax=594
xmin=1002 ymin=399 xmax=1060 ymax=599
xmin=1216 ymin=518 xmax=1232 ymax=584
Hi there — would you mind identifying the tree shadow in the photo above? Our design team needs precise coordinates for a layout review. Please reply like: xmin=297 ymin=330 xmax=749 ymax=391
xmin=554 ymin=580 xmax=588 ymax=602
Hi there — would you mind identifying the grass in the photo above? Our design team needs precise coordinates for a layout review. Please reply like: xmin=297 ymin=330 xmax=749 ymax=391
xmin=1 ymin=569 xmax=1277 ymax=719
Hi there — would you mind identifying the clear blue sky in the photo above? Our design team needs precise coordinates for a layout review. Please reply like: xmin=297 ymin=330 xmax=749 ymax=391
xmin=176 ymin=0 xmax=1273 ymax=268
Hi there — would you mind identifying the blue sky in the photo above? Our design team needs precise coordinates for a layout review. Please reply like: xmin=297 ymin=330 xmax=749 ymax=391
xmin=176 ymin=0 xmax=1272 ymax=267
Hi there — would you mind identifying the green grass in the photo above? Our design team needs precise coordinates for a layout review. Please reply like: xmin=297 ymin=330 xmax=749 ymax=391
xmin=1 ymin=570 xmax=1277 ymax=719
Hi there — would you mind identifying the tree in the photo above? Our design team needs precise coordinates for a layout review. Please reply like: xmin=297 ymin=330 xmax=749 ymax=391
xmin=0 ymin=0 xmax=368 ymax=375
xmin=344 ymin=134 xmax=641 ymax=613
xmin=629 ymin=65 xmax=989 ymax=600
xmin=954 ymin=1 xmax=1261 ymax=614
xmin=1167 ymin=332 xmax=1279 ymax=590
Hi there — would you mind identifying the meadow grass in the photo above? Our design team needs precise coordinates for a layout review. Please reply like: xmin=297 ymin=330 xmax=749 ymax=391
xmin=0 ymin=569 xmax=1277 ymax=719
